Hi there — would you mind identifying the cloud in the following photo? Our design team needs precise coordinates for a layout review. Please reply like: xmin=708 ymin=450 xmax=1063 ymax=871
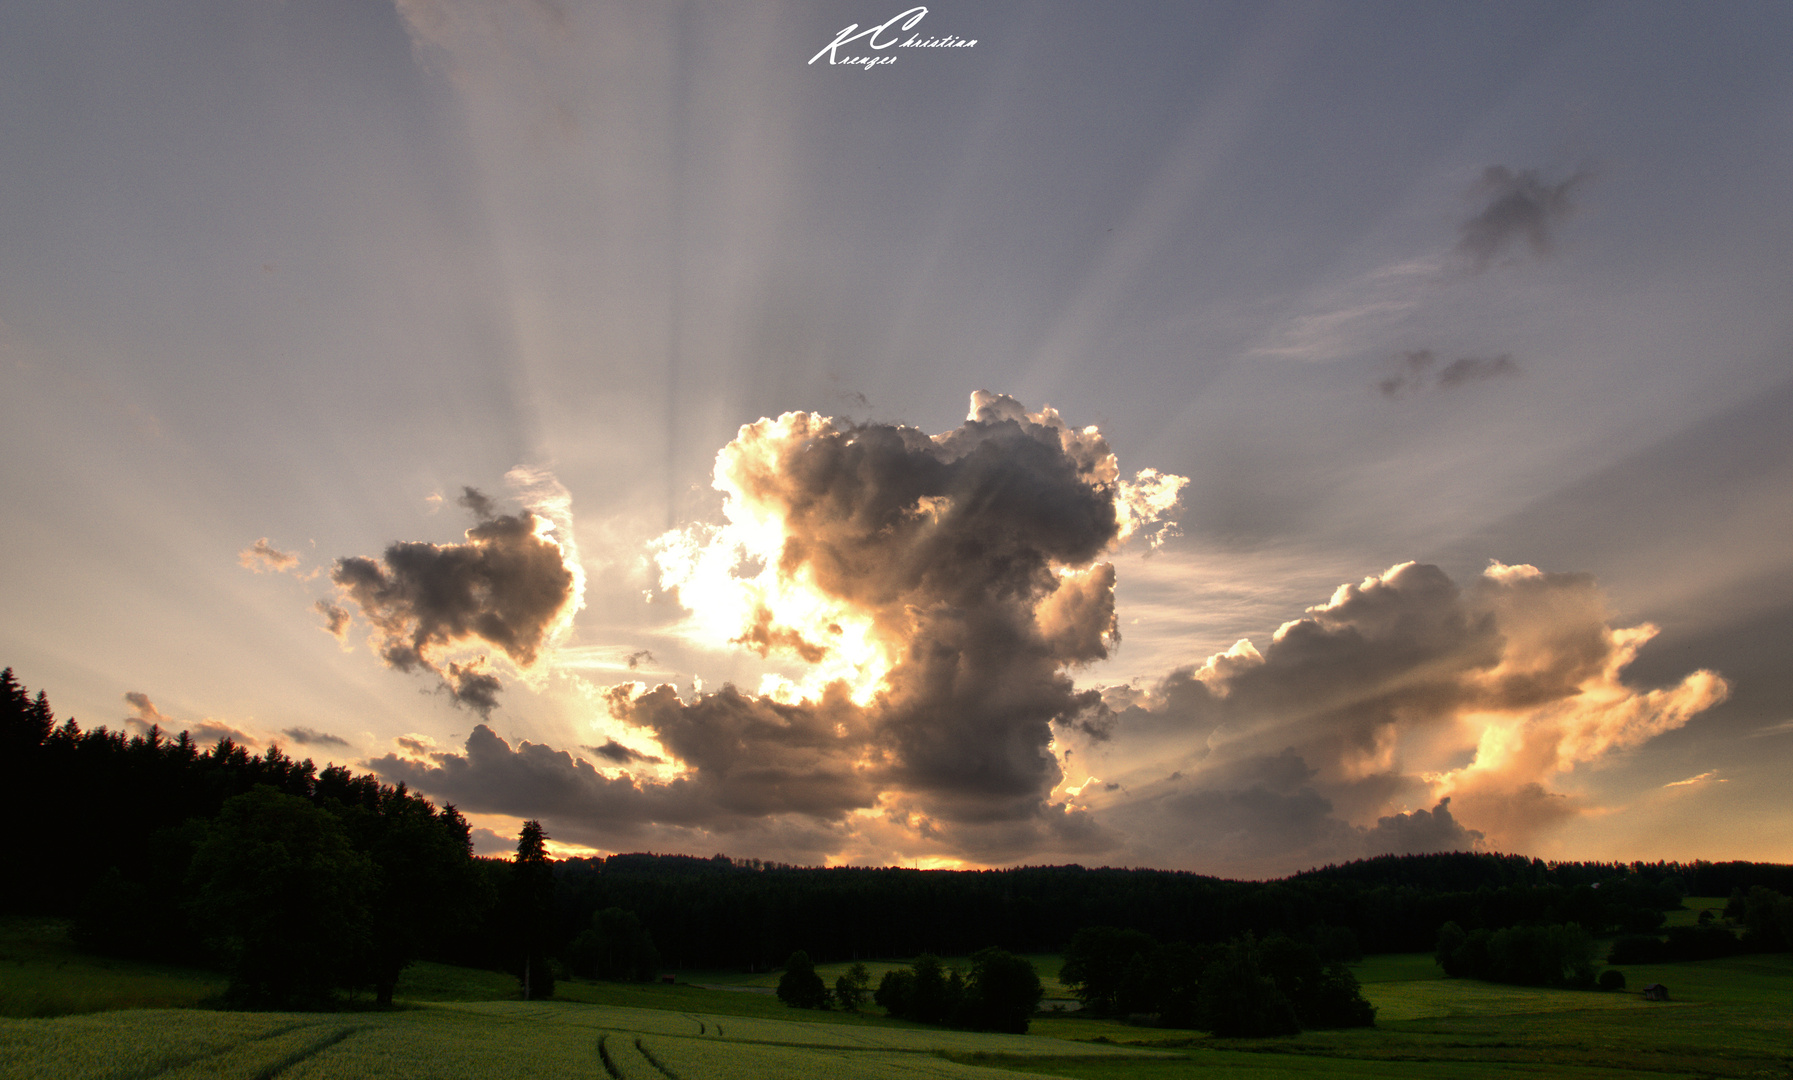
xmin=326 ymin=484 xmax=582 ymax=714
xmin=354 ymin=397 xmax=1720 ymax=875
xmin=1458 ymin=165 xmax=1586 ymax=271
xmin=238 ymin=538 xmax=299 ymax=573
xmin=1663 ymin=770 xmax=1722 ymax=788
xmin=280 ymin=726 xmax=352 ymax=749
xmin=123 ymin=690 xmax=171 ymax=731
xmin=1437 ymin=354 xmax=1518 ymax=388
xmin=125 ymin=691 xmax=256 ymax=748
xmin=377 ymin=394 xmax=1177 ymax=862
xmin=314 ymin=600 xmax=351 ymax=640
xmin=626 ymin=650 xmax=655 ymax=670
xmin=586 ymin=739 xmax=664 ymax=766
xmin=1092 ymin=560 xmax=1726 ymax=872
xmin=641 ymin=393 xmax=1184 ymax=826
xmin=1364 ymin=797 xmax=1483 ymax=856
xmin=1380 ymin=350 xmax=1518 ymax=397
xmin=394 ymin=733 xmax=439 ymax=756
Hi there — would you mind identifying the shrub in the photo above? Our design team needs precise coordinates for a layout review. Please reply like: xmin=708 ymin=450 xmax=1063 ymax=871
xmin=957 ymin=948 xmax=1043 ymax=1034
xmin=834 ymin=963 xmax=871 ymax=1012
xmin=1598 ymin=968 xmax=1626 ymax=991
xmin=776 ymin=950 xmax=828 ymax=1009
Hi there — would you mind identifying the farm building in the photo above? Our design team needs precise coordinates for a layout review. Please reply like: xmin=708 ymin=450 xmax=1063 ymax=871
xmin=1642 ymin=984 xmax=1670 ymax=1001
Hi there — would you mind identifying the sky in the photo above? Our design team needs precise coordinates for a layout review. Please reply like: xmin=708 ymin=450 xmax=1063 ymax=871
xmin=2 ymin=0 xmax=1790 ymax=878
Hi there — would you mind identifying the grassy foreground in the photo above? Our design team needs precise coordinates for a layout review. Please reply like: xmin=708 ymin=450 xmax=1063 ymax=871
xmin=0 ymin=999 xmax=1162 ymax=1080
xmin=2 ymin=916 xmax=1788 ymax=1079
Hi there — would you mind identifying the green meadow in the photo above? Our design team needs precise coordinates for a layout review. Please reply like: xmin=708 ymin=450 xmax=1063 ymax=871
xmin=2 ymin=918 xmax=1789 ymax=1079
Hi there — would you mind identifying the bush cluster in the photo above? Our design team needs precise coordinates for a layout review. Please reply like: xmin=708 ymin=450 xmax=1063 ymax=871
xmin=867 ymin=949 xmax=1044 ymax=1033
xmin=1057 ymin=927 xmax=1374 ymax=1036
xmin=1433 ymin=922 xmax=1596 ymax=987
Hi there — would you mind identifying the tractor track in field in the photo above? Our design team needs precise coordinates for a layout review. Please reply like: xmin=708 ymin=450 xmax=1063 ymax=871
xmin=124 ymin=1020 xmax=317 ymax=1080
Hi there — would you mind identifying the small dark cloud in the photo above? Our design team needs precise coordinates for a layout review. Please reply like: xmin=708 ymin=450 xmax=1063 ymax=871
xmin=626 ymin=650 xmax=655 ymax=670
xmin=123 ymin=690 xmax=171 ymax=731
xmin=445 ymin=660 xmax=503 ymax=716
xmin=586 ymin=738 xmax=665 ymax=765
xmin=1437 ymin=354 xmax=1518 ymax=389
xmin=314 ymin=600 xmax=351 ymax=640
xmin=189 ymin=719 xmax=255 ymax=748
xmin=281 ymin=726 xmax=351 ymax=749
xmin=327 ymin=489 xmax=578 ymax=712
xmin=1378 ymin=350 xmax=1434 ymax=397
xmin=1103 ymin=782 xmax=1121 ymax=792
xmin=1381 ymin=350 xmax=1518 ymax=397
xmin=457 ymin=486 xmax=495 ymax=519
xmin=395 ymin=735 xmax=437 ymax=756
xmin=239 ymin=538 xmax=299 ymax=573
xmin=1363 ymin=797 xmax=1483 ymax=856
xmin=1458 ymin=165 xmax=1586 ymax=271
xmin=123 ymin=691 xmax=253 ymax=747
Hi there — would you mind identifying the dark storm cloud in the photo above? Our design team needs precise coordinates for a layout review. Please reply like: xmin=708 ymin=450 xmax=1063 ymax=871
xmin=1458 ymin=165 xmax=1586 ymax=270
xmin=238 ymin=537 xmax=299 ymax=573
xmin=280 ymin=726 xmax=352 ymax=749
xmin=327 ymin=489 xmax=578 ymax=712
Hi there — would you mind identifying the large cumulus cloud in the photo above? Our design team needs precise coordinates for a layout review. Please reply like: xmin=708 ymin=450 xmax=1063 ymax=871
xmin=376 ymin=393 xmax=1183 ymax=862
xmin=1079 ymin=560 xmax=1726 ymax=876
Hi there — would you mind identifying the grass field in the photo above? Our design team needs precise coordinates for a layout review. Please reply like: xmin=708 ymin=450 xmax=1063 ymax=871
xmin=0 ymin=918 xmax=224 ymax=1018
xmin=0 ymin=999 xmax=1163 ymax=1079
xmin=2 ymin=916 xmax=1788 ymax=1079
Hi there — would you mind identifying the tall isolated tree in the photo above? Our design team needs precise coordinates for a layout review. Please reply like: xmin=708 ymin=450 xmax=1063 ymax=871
xmin=512 ymin=820 xmax=555 ymax=999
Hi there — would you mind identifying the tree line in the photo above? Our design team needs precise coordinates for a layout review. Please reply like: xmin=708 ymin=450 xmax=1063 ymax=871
xmin=1 ymin=668 xmax=512 ymax=1007
xmin=6 ymin=665 xmax=1789 ymax=1012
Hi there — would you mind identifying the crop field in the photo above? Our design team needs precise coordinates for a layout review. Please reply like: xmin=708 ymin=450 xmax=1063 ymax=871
xmin=3 ymin=914 xmax=1787 ymax=1080
xmin=0 ymin=999 xmax=1162 ymax=1080
xmin=0 ymin=919 xmax=224 ymax=1019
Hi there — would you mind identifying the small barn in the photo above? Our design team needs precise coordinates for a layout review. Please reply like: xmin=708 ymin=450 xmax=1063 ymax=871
xmin=1642 ymin=983 xmax=1670 ymax=1001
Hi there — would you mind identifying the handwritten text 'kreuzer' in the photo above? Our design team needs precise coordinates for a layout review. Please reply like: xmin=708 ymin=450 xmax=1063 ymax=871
xmin=809 ymin=6 xmax=976 ymax=70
